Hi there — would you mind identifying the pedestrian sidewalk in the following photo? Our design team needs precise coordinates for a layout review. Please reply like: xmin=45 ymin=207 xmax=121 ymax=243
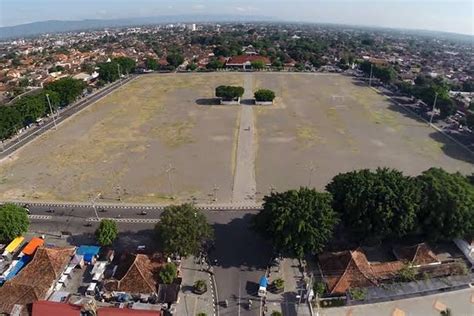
xmin=176 ymin=256 xmax=216 ymax=316
xmin=264 ymin=258 xmax=312 ymax=316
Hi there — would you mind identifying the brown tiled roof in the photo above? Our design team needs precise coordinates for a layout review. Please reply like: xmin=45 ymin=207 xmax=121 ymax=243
xmin=226 ymin=55 xmax=271 ymax=66
xmin=0 ymin=246 xmax=75 ymax=315
xmin=393 ymin=243 xmax=439 ymax=266
xmin=104 ymin=254 xmax=164 ymax=294
xmin=318 ymin=248 xmax=377 ymax=294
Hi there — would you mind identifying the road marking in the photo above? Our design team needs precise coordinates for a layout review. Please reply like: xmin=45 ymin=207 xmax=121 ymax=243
xmin=86 ymin=217 xmax=160 ymax=223
xmin=28 ymin=215 xmax=52 ymax=220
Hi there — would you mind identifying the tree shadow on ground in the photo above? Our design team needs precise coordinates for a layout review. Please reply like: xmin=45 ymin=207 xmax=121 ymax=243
xmin=195 ymin=98 xmax=221 ymax=106
xmin=209 ymin=213 xmax=272 ymax=270
xmin=428 ymin=131 xmax=474 ymax=165
xmin=280 ymin=291 xmax=297 ymax=316
xmin=66 ymin=229 xmax=158 ymax=253
xmin=240 ymin=99 xmax=256 ymax=105
xmin=382 ymin=99 xmax=474 ymax=164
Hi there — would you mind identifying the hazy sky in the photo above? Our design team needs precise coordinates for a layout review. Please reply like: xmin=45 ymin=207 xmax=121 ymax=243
xmin=0 ymin=0 xmax=473 ymax=35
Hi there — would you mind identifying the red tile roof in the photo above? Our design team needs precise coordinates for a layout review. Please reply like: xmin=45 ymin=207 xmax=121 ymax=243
xmin=98 ymin=307 xmax=161 ymax=316
xmin=104 ymin=254 xmax=165 ymax=294
xmin=226 ymin=55 xmax=271 ymax=66
xmin=394 ymin=243 xmax=439 ymax=266
xmin=0 ymin=246 xmax=75 ymax=314
xmin=32 ymin=301 xmax=81 ymax=316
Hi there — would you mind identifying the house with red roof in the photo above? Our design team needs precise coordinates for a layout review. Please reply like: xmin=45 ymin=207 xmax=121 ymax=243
xmin=226 ymin=55 xmax=271 ymax=70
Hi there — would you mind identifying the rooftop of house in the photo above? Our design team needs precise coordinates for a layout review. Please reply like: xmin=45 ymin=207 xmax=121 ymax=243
xmin=104 ymin=254 xmax=165 ymax=294
xmin=318 ymin=243 xmax=445 ymax=295
xmin=0 ymin=246 xmax=76 ymax=315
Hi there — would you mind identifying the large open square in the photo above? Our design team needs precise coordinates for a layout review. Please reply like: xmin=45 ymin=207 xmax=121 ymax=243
xmin=0 ymin=73 xmax=472 ymax=203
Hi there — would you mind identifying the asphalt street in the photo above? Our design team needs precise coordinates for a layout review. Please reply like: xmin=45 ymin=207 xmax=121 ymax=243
xmin=0 ymin=76 xmax=136 ymax=159
xmin=26 ymin=206 xmax=271 ymax=316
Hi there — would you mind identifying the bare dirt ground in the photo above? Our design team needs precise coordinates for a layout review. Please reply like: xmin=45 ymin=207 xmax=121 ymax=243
xmin=0 ymin=73 xmax=243 ymax=203
xmin=0 ymin=73 xmax=472 ymax=204
xmin=254 ymin=73 xmax=473 ymax=196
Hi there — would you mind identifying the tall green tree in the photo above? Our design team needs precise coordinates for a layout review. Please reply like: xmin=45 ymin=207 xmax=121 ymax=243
xmin=0 ymin=203 xmax=29 ymax=242
xmin=145 ymin=58 xmax=159 ymax=71
xmin=251 ymin=60 xmax=265 ymax=70
xmin=113 ymin=57 xmax=136 ymax=74
xmin=95 ymin=219 xmax=118 ymax=246
xmin=98 ymin=61 xmax=120 ymax=82
xmin=155 ymin=204 xmax=213 ymax=257
xmin=166 ymin=53 xmax=184 ymax=68
xmin=417 ymin=168 xmax=474 ymax=240
xmin=254 ymin=188 xmax=338 ymax=258
xmin=45 ymin=77 xmax=86 ymax=106
xmin=159 ymin=262 xmax=177 ymax=284
xmin=326 ymin=168 xmax=421 ymax=242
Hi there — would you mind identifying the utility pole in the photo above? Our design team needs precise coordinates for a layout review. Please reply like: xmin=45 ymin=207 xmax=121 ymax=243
xmin=89 ymin=193 xmax=100 ymax=220
xmin=369 ymin=63 xmax=373 ymax=87
xmin=429 ymin=92 xmax=439 ymax=125
xmin=308 ymin=162 xmax=316 ymax=187
xmin=46 ymin=93 xmax=57 ymax=129
xmin=165 ymin=163 xmax=175 ymax=197
xmin=212 ymin=184 xmax=219 ymax=202
xmin=117 ymin=63 xmax=122 ymax=85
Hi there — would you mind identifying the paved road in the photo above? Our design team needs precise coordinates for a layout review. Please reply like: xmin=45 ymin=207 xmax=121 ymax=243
xmin=232 ymin=74 xmax=257 ymax=203
xmin=0 ymin=76 xmax=136 ymax=159
xmin=206 ymin=211 xmax=272 ymax=316
xmin=27 ymin=207 xmax=270 ymax=316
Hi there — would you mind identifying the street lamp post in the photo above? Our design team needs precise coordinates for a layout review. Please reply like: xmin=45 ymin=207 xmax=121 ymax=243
xmin=429 ymin=92 xmax=439 ymax=126
xmin=89 ymin=193 xmax=101 ymax=221
xmin=369 ymin=63 xmax=373 ymax=87
xmin=46 ymin=93 xmax=57 ymax=129
xmin=165 ymin=163 xmax=175 ymax=197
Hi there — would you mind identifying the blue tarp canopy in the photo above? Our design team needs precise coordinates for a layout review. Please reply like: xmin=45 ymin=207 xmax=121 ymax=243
xmin=76 ymin=245 xmax=100 ymax=262
xmin=5 ymin=255 xmax=31 ymax=281
xmin=259 ymin=276 xmax=268 ymax=288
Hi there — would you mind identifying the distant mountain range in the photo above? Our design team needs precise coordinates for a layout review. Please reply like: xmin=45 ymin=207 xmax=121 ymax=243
xmin=0 ymin=15 xmax=275 ymax=40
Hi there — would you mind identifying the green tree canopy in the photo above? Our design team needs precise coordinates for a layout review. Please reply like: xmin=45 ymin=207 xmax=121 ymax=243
xmin=254 ymin=188 xmax=338 ymax=258
xmin=113 ymin=57 xmax=136 ymax=74
xmin=166 ymin=52 xmax=184 ymax=68
xmin=45 ymin=77 xmax=86 ymax=106
xmin=417 ymin=168 xmax=474 ymax=241
xmin=206 ymin=58 xmax=224 ymax=70
xmin=0 ymin=203 xmax=29 ymax=242
xmin=326 ymin=168 xmax=421 ymax=242
xmin=251 ymin=60 xmax=265 ymax=70
xmin=159 ymin=262 xmax=177 ymax=284
xmin=155 ymin=204 xmax=213 ymax=257
xmin=95 ymin=219 xmax=118 ymax=246
xmin=215 ymin=85 xmax=244 ymax=100
xmin=97 ymin=61 xmax=120 ymax=82
xmin=254 ymin=89 xmax=276 ymax=102
xmin=145 ymin=58 xmax=159 ymax=70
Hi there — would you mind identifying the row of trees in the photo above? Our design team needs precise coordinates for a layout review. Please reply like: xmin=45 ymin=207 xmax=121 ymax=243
xmin=398 ymin=75 xmax=456 ymax=118
xmin=97 ymin=57 xmax=137 ymax=83
xmin=359 ymin=60 xmax=396 ymax=84
xmin=254 ymin=167 xmax=474 ymax=258
xmin=0 ymin=77 xmax=86 ymax=141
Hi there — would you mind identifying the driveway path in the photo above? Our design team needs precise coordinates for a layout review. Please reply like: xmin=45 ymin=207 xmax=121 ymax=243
xmin=232 ymin=74 xmax=257 ymax=203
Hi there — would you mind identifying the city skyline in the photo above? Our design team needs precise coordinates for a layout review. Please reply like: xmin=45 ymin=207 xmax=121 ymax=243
xmin=0 ymin=0 xmax=473 ymax=35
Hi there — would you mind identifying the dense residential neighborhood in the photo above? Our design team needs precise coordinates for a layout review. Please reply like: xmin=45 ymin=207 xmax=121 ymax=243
xmin=0 ymin=8 xmax=473 ymax=316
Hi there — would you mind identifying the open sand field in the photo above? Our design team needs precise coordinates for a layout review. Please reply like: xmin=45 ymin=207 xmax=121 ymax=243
xmin=0 ymin=73 xmax=472 ymax=203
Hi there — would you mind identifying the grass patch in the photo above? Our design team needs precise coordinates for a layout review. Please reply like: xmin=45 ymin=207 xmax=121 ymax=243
xmin=296 ymin=125 xmax=325 ymax=147
xmin=154 ymin=121 xmax=195 ymax=148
